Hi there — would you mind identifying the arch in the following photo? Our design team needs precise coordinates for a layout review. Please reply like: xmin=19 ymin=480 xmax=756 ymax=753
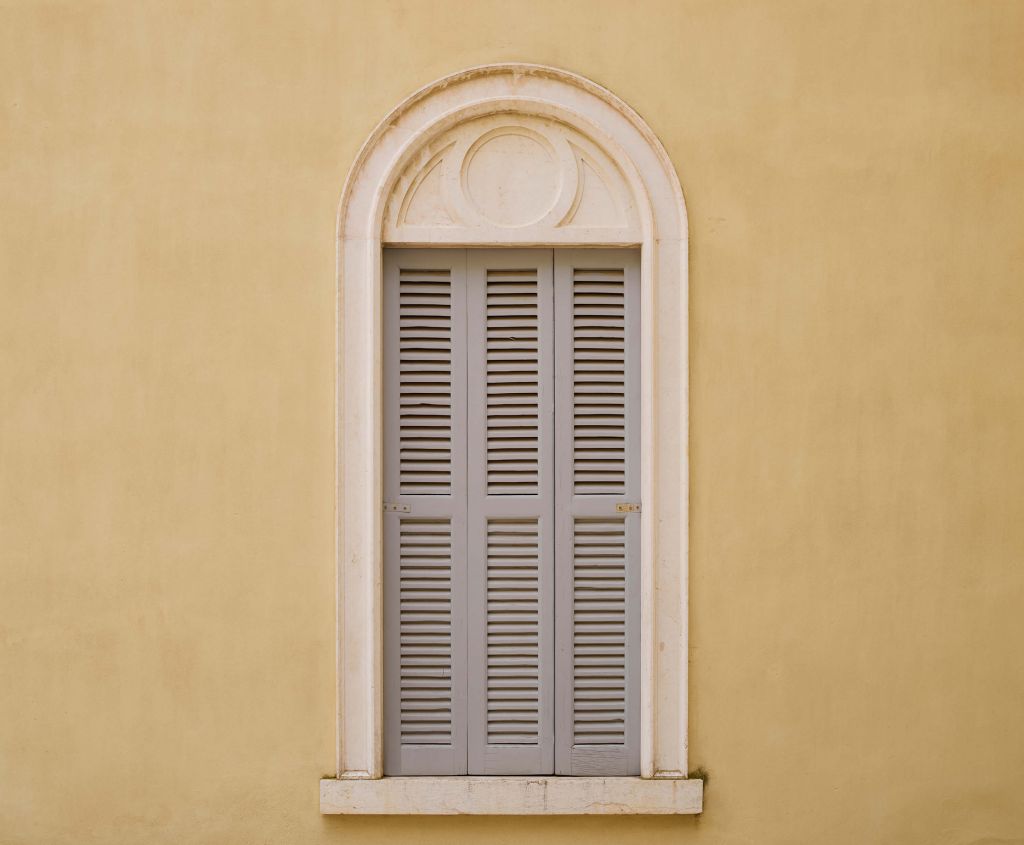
xmin=335 ymin=64 xmax=689 ymax=783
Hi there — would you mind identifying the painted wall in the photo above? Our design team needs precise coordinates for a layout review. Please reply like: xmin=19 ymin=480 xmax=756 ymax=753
xmin=2 ymin=1 xmax=1023 ymax=842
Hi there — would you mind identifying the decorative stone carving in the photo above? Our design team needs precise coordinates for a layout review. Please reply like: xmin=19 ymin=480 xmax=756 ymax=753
xmin=383 ymin=114 xmax=641 ymax=243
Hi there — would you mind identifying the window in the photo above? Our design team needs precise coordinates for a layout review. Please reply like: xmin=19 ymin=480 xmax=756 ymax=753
xmin=324 ymin=64 xmax=699 ymax=815
xmin=383 ymin=248 xmax=640 ymax=776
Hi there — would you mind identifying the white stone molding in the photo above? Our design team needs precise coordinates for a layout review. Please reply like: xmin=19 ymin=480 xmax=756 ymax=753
xmin=332 ymin=64 xmax=691 ymax=803
xmin=321 ymin=776 xmax=703 ymax=815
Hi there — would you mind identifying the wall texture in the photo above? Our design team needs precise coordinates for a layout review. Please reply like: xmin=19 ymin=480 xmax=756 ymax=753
xmin=2 ymin=1 xmax=1023 ymax=843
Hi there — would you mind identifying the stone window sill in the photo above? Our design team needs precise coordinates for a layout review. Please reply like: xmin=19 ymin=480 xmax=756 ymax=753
xmin=319 ymin=776 xmax=703 ymax=815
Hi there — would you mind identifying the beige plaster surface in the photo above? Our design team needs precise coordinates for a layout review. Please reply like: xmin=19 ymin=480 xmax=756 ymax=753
xmin=2 ymin=2 xmax=1023 ymax=843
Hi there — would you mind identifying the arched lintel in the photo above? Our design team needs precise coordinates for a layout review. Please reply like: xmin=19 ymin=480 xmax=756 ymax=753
xmin=379 ymin=99 xmax=642 ymax=242
xmin=336 ymin=64 xmax=689 ymax=783
xmin=339 ymin=64 xmax=684 ymax=243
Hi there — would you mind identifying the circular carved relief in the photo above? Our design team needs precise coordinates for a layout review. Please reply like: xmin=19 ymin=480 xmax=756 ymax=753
xmin=461 ymin=128 xmax=560 ymax=227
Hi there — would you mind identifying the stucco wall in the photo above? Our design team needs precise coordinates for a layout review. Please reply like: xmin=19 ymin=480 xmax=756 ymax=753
xmin=2 ymin=1 xmax=1023 ymax=843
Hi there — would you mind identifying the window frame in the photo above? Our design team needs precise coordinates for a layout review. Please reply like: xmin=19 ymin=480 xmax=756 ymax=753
xmin=325 ymin=64 xmax=698 ymax=814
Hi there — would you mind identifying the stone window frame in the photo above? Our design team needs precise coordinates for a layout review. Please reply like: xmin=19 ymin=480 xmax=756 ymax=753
xmin=322 ymin=64 xmax=699 ymax=815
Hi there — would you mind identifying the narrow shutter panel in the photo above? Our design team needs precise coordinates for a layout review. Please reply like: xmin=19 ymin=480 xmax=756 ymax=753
xmin=554 ymin=249 xmax=641 ymax=776
xmin=467 ymin=250 xmax=555 ymax=774
xmin=383 ymin=249 xmax=468 ymax=775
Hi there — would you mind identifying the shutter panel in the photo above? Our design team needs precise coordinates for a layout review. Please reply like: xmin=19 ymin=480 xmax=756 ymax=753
xmin=467 ymin=250 xmax=555 ymax=774
xmin=384 ymin=248 xmax=638 ymax=777
xmin=554 ymin=249 xmax=641 ymax=776
xmin=383 ymin=249 xmax=468 ymax=775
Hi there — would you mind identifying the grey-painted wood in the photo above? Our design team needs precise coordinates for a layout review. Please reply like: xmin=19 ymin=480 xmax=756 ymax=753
xmin=554 ymin=249 xmax=641 ymax=776
xmin=384 ymin=248 xmax=637 ymax=777
xmin=384 ymin=249 xmax=469 ymax=775
xmin=467 ymin=250 xmax=556 ymax=775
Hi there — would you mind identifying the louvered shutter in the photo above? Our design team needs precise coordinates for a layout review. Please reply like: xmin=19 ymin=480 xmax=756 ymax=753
xmin=383 ymin=249 xmax=468 ymax=775
xmin=467 ymin=250 xmax=556 ymax=774
xmin=554 ymin=249 xmax=641 ymax=776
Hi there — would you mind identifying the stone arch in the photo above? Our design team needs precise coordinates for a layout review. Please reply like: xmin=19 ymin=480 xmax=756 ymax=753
xmin=336 ymin=64 xmax=689 ymax=780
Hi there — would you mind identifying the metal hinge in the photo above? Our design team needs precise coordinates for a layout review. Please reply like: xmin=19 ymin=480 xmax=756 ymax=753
xmin=383 ymin=502 xmax=411 ymax=513
xmin=615 ymin=503 xmax=641 ymax=513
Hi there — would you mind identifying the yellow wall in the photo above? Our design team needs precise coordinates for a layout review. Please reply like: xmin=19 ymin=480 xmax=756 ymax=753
xmin=3 ymin=1 xmax=1023 ymax=842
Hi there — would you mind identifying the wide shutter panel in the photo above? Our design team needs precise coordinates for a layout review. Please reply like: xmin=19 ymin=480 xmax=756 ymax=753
xmin=554 ymin=249 xmax=641 ymax=775
xmin=383 ymin=249 xmax=468 ymax=775
xmin=467 ymin=250 xmax=555 ymax=774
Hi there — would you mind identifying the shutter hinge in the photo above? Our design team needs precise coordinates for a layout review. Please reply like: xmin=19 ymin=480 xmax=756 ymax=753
xmin=615 ymin=503 xmax=641 ymax=513
xmin=383 ymin=502 xmax=411 ymax=513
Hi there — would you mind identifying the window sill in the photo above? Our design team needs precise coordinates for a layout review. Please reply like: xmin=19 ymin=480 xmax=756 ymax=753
xmin=319 ymin=776 xmax=703 ymax=815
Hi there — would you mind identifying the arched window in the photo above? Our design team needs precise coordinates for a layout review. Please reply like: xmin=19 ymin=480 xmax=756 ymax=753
xmin=324 ymin=64 xmax=698 ymax=814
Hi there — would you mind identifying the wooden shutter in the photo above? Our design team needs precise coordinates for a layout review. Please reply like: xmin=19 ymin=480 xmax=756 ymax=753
xmin=467 ymin=250 xmax=556 ymax=774
xmin=384 ymin=247 xmax=640 ymax=777
xmin=383 ymin=249 xmax=468 ymax=775
xmin=554 ymin=249 xmax=641 ymax=776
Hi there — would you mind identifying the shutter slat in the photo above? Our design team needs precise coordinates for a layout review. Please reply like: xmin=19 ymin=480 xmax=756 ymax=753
xmin=571 ymin=266 xmax=626 ymax=495
xmin=396 ymin=519 xmax=454 ymax=746
xmin=482 ymin=267 xmax=541 ymax=495
xmin=396 ymin=265 xmax=455 ymax=496
xmin=571 ymin=516 xmax=626 ymax=749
